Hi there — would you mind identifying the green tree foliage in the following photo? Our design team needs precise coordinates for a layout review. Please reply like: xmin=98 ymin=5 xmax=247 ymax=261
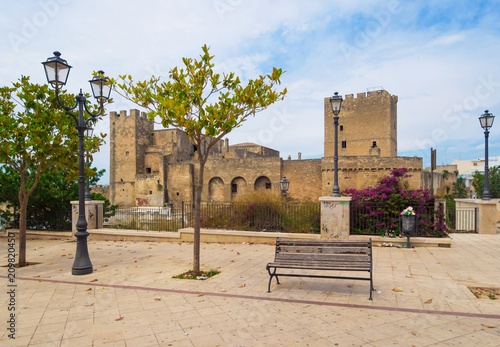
xmin=472 ymin=166 xmax=500 ymax=198
xmin=0 ymin=76 xmax=105 ymax=266
xmin=0 ymin=168 xmax=116 ymax=229
xmin=451 ymin=177 xmax=468 ymax=198
xmin=112 ymin=45 xmax=287 ymax=274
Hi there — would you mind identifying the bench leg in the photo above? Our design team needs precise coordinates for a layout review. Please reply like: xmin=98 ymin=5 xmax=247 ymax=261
xmin=369 ymin=272 xmax=374 ymax=301
xmin=267 ymin=267 xmax=279 ymax=293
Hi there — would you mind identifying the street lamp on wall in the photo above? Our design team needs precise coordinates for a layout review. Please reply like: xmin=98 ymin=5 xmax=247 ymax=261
xmin=479 ymin=110 xmax=495 ymax=200
xmin=280 ymin=176 xmax=290 ymax=198
xmin=42 ymin=51 xmax=111 ymax=275
xmin=330 ymin=92 xmax=343 ymax=197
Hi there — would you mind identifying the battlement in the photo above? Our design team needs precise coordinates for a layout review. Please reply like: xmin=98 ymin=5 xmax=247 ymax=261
xmin=110 ymin=109 xmax=149 ymax=120
xmin=343 ymin=89 xmax=389 ymax=99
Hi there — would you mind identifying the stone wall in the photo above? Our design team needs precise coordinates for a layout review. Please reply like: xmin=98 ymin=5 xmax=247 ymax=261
xmin=282 ymin=159 xmax=322 ymax=201
xmin=321 ymin=156 xmax=422 ymax=194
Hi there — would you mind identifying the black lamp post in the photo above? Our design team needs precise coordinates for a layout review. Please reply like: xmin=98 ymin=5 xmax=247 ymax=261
xmin=42 ymin=51 xmax=111 ymax=275
xmin=330 ymin=92 xmax=343 ymax=197
xmin=85 ymin=126 xmax=94 ymax=201
xmin=280 ymin=176 xmax=290 ymax=198
xmin=479 ymin=110 xmax=495 ymax=200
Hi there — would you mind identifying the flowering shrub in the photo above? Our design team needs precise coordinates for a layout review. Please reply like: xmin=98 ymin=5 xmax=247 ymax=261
xmin=345 ymin=168 xmax=448 ymax=237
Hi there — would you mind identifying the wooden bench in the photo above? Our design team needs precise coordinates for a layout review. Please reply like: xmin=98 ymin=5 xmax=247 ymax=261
xmin=266 ymin=238 xmax=374 ymax=300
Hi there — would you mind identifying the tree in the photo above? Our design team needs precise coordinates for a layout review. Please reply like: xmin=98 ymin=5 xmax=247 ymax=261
xmin=451 ymin=177 xmax=468 ymax=198
xmin=472 ymin=166 xmax=500 ymax=198
xmin=0 ymin=76 xmax=105 ymax=267
xmin=112 ymin=45 xmax=286 ymax=274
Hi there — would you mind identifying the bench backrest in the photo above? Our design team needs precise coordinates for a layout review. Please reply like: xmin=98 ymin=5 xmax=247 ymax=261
xmin=274 ymin=238 xmax=372 ymax=266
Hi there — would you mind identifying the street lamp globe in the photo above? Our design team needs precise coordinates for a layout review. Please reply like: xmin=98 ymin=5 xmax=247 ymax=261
xmin=280 ymin=176 xmax=290 ymax=197
xmin=330 ymin=92 xmax=343 ymax=116
xmin=89 ymin=71 xmax=111 ymax=103
xmin=42 ymin=51 xmax=71 ymax=88
xmin=479 ymin=110 xmax=495 ymax=130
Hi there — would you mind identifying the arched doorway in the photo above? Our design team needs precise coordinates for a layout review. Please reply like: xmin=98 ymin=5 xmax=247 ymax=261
xmin=254 ymin=176 xmax=272 ymax=191
xmin=208 ymin=177 xmax=225 ymax=202
xmin=231 ymin=177 xmax=247 ymax=200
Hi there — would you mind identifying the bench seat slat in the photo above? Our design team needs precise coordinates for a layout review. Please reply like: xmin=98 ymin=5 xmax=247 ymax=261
xmin=278 ymin=246 xmax=371 ymax=255
xmin=276 ymin=254 xmax=371 ymax=263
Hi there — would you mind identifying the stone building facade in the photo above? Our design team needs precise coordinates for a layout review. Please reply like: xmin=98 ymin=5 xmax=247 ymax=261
xmin=109 ymin=89 xmax=422 ymax=207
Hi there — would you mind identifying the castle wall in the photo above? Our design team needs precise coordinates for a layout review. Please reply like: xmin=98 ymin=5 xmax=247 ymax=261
xmin=321 ymin=156 xmax=422 ymax=195
xmin=282 ymin=159 xmax=322 ymax=201
xmin=325 ymin=90 xmax=398 ymax=158
xmin=200 ymin=157 xmax=282 ymax=202
xmin=167 ymin=163 xmax=194 ymax=207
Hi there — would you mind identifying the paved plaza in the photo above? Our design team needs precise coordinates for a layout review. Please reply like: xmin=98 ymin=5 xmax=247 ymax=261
xmin=1 ymin=233 xmax=500 ymax=346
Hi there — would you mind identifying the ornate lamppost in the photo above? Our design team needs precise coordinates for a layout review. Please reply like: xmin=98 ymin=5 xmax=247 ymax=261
xmin=85 ymin=126 xmax=94 ymax=201
xmin=42 ymin=51 xmax=111 ymax=275
xmin=330 ymin=92 xmax=343 ymax=197
xmin=479 ymin=110 xmax=495 ymax=200
xmin=280 ymin=176 xmax=290 ymax=198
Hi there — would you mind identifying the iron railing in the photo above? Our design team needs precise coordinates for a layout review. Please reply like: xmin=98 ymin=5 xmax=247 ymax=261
xmin=350 ymin=201 xmax=446 ymax=237
xmin=105 ymin=202 xmax=321 ymax=233
xmin=5 ymin=209 xmax=72 ymax=231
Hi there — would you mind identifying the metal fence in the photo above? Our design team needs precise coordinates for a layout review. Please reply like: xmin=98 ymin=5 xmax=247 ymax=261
xmin=5 ymin=210 xmax=72 ymax=231
xmin=350 ymin=201 xmax=445 ymax=237
xmin=105 ymin=202 xmax=320 ymax=233
xmin=446 ymin=207 xmax=478 ymax=233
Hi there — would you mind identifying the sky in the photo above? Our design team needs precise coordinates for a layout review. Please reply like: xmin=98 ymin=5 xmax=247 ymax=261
xmin=2 ymin=0 xmax=500 ymax=185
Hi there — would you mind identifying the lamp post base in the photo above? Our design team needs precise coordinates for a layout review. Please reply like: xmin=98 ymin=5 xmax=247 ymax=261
xmin=72 ymin=266 xmax=93 ymax=276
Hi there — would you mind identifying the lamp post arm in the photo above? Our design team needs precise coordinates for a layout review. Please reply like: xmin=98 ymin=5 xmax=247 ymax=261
xmin=54 ymin=86 xmax=79 ymax=114
xmin=83 ymin=99 xmax=105 ymax=119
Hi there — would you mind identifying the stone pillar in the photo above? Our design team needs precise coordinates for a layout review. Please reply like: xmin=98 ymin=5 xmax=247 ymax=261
xmin=477 ymin=199 xmax=498 ymax=235
xmin=319 ymin=196 xmax=352 ymax=239
xmin=71 ymin=200 xmax=104 ymax=232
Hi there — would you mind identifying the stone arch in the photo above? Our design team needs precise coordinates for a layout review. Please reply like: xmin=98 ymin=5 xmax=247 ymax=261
xmin=208 ymin=177 xmax=225 ymax=202
xmin=254 ymin=176 xmax=272 ymax=191
xmin=231 ymin=176 xmax=247 ymax=200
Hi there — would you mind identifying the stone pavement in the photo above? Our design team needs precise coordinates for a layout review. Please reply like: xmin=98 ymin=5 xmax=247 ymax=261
xmin=1 ymin=233 xmax=500 ymax=346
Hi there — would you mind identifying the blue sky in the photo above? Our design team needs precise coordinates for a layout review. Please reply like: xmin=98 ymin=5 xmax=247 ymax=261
xmin=1 ymin=0 xmax=499 ymax=184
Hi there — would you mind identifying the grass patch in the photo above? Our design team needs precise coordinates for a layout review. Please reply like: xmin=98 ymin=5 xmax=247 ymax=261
xmin=173 ymin=268 xmax=220 ymax=280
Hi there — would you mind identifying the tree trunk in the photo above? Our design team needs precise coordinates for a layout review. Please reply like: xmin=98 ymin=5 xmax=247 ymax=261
xmin=193 ymin=161 xmax=205 ymax=276
xmin=18 ymin=199 xmax=27 ymax=267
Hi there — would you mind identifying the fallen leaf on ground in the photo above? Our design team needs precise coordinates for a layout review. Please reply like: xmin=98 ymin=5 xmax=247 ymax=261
xmin=84 ymin=303 xmax=94 ymax=307
xmin=115 ymin=317 xmax=124 ymax=321
xmin=85 ymin=288 xmax=92 ymax=291
xmin=33 ymin=275 xmax=40 ymax=278
xmin=57 ymin=269 xmax=63 ymax=271
xmin=405 ymin=275 xmax=412 ymax=278
xmin=90 ymin=279 xmax=98 ymax=282
xmin=198 ymin=294 xmax=204 ymax=297
xmin=239 ymin=284 xmax=246 ymax=288
xmin=392 ymin=288 xmax=403 ymax=292
xmin=148 ymin=247 xmax=152 ymax=249
xmin=411 ymin=332 xmax=417 ymax=336
xmin=101 ymin=265 xmax=108 ymax=268
xmin=61 ymin=254 xmax=66 ymax=257
xmin=424 ymin=299 xmax=433 ymax=304
xmin=154 ymin=298 xmax=161 ymax=301
xmin=237 ymin=252 xmax=241 ymax=255
xmin=481 ymin=324 xmax=495 ymax=328
xmin=230 ymin=260 xmax=235 ymax=263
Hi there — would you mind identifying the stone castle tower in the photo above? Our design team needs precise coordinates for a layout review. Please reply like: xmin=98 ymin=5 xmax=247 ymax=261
xmin=324 ymin=89 xmax=398 ymax=158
